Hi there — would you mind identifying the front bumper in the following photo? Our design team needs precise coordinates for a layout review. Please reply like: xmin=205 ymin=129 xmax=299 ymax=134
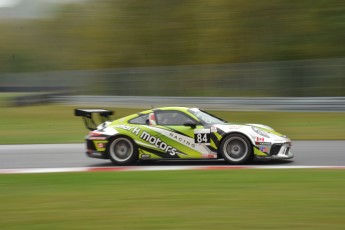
xmin=254 ymin=142 xmax=294 ymax=160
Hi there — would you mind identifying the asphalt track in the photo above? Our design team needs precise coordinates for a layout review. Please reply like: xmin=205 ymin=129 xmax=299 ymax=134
xmin=0 ymin=141 xmax=345 ymax=169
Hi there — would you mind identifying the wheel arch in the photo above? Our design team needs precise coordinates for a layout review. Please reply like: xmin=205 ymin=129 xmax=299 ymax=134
xmin=220 ymin=131 xmax=254 ymax=145
xmin=218 ymin=131 xmax=254 ymax=155
xmin=106 ymin=134 xmax=138 ymax=154
xmin=107 ymin=133 xmax=135 ymax=142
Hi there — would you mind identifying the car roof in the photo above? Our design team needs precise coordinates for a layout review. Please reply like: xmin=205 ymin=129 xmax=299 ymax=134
xmin=153 ymin=107 xmax=192 ymax=111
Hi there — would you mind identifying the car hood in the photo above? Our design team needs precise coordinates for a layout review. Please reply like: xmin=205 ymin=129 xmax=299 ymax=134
xmin=215 ymin=123 xmax=286 ymax=138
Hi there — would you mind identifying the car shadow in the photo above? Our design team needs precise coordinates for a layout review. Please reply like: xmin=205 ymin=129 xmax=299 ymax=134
xmin=88 ymin=159 xmax=294 ymax=167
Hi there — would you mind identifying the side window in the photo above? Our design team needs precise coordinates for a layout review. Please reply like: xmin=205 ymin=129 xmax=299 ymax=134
xmin=129 ymin=114 xmax=149 ymax=125
xmin=155 ymin=111 xmax=195 ymax=126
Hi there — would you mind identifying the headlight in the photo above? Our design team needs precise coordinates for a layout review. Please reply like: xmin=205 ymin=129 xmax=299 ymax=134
xmin=251 ymin=126 xmax=270 ymax=138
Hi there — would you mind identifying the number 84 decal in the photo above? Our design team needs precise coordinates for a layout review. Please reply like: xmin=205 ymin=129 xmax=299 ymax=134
xmin=194 ymin=129 xmax=211 ymax=144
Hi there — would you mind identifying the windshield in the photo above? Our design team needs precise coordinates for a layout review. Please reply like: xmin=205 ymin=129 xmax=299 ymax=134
xmin=189 ymin=108 xmax=227 ymax=125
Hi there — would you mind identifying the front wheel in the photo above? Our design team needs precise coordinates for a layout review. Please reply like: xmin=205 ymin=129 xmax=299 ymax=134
xmin=219 ymin=134 xmax=252 ymax=164
xmin=107 ymin=136 xmax=138 ymax=166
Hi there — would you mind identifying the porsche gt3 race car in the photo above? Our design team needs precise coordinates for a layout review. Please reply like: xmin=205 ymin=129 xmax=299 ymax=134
xmin=75 ymin=107 xmax=293 ymax=165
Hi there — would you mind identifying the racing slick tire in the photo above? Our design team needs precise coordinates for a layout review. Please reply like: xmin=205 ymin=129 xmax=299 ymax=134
xmin=107 ymin=136 xmax=138 ymax=166
xmin=219 ymin=134 xmax=253 ymax=164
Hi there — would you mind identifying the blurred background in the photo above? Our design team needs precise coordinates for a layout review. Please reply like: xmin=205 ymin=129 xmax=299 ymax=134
xmin=1 ymin=3 xmax=345 ymax=229
xmin=1 ymin=0 xmax=345 ymax=98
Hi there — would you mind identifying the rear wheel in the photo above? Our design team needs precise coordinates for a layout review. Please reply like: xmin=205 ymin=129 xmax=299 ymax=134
xmin=219 ymin=134 xmax=252 ymax=164
xmin=107 ymin=136 xmax=138 ymax=165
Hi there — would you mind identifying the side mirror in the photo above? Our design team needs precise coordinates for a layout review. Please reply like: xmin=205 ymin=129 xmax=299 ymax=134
xmin=184 ymin=121 xmax=196 ymax=129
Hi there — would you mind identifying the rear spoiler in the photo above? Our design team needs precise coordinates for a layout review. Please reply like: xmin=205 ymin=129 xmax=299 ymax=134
xmin=74 ymin=109 xmax=114 ymax=131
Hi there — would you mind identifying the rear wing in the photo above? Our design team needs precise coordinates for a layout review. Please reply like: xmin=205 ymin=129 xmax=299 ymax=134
xmin=74 ymin=109 xmax=114 ymax=131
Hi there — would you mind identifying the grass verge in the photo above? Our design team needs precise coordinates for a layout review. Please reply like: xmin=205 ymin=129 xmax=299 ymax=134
xmin=0 ymin=169 xmax=345 ymax=229
xmin=0 ymin=104 xmax=344 ymax=144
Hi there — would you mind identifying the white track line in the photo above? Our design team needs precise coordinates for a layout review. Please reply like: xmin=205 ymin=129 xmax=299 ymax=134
xmin=1 ymin=165 xmax=345 ymax=174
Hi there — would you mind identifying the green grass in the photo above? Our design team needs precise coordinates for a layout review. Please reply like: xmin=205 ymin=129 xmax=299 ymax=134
xmin=0 ymin=170 xmax=345 ymax=229
xmin=0 ymin=104 xmax=344 ymax=144
xmin=0 ymin=105 xmax=141 ymax=144
xmin=0 ymin=93 xmax=49 ymax=107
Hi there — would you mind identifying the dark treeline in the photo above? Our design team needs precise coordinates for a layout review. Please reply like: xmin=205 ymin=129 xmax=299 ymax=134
xmin=1 ymin=0 xmax=345 ymax=73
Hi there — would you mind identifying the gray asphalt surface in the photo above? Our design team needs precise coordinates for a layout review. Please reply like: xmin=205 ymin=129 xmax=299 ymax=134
xmin=0 ymin=141 xmax=344 ymax=169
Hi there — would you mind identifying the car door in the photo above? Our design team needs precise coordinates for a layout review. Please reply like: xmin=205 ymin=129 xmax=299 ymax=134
xmin=147 ymin=110 xmax=216 ymax=159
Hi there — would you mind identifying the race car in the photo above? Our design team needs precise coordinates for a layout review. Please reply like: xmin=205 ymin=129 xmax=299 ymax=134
xmin=75 ymin=107 xmax=293 ymax=165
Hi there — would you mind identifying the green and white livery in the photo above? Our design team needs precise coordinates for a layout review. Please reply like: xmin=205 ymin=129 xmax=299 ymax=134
xmin=75 ymin=107 xmax=293 ymax=165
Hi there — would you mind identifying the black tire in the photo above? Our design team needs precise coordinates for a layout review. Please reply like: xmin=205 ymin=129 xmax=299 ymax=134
xmin=107 ymin=136 xmax=138 ymax=166
xmin=219 ymin=134 xmax=252 ymax=164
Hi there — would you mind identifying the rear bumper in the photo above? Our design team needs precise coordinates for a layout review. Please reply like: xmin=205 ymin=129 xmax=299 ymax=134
xmin=86 ymin=149 xmax=108 ymax=159
xmin=86 ymin=139 xmax=108 ymax=159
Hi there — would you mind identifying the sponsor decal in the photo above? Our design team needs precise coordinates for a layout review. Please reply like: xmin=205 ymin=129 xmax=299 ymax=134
xmin=256 ymin=137 xmax=265 ymax=142
xmin=202 ymin=153 xmax=217 ymax=159
xmin=97 ymin=143 xmax=105 ymax=148
xmin=210 ymin=126 xmax=217 ymax=133
xmin=148 ymin=126 xmax=212 ymax=155
xmin=89 ymin=151 xmax=104 ymax=157
xmin=140 ymin=131 xmax=177 ymax=156
xmin=194 ymin=129 xmax=211 ymax=144
xmin=228 ymin=125 xmax=241 ymax=129
xmin=259 ymin=146 xmax=269 ymax=152
xmin=116 ymin=125 xmax=177 ymax=156
xmin=93 ymin=140 xmax=107 ymax=151
xmin=117 ymin=125 xmax=141 ymax=135
xmin=255 ymin=142 xmax=271 ymax=146
xmin=116 ymin=125 xmax=212 ymax=156
xmin=141 ymin=154 xmax=151 ymax=159
xmin=169 ymin=133 xmax=195 ymax=148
